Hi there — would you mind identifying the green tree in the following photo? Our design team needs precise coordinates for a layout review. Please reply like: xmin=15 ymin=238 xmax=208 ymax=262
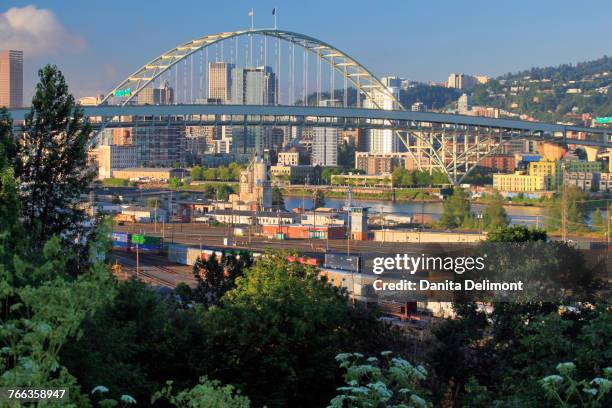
xmin=272 ymin=186 xmax=284 ymax=207
xmin=169 ymin=177 xmax=182 ymax=190
xmin=17 ymin=65 xmax=96 ymax=255
xmin=313 ymin=190 xmax=325 ymax=208
xmin=60 ymin=278 xmax=210 ymax=405
xmin=192 ymin=252 xmax=253 ymax=307
xmin=153 ymin=377 xmax=251 ymax=408
xmin=203 ymin=184 xmax=217 ymax=199
xmin=546 ymin=186 xmax=588 ymax=233
xmin=540 ymin=363 xmax=612 ymax=408
xmin=217 ymin=166 xmax=232 ymax=181
xmin=483 ymin=191 xmax=510 ymax=231
xmin=329 ymin=352 xmax=431 ymax=407
xmin=321 ymin=167 xmax=342 ymax=184
xmin=190 ymin=166 xmax=204 ymax=180
xmin=439 ymin=188 xmax=473 ymax=229
xmin=216 ymin=184 xmax=234 ymax=201
xmin=591 ymin=208 xmax=605 ymax=233
xmin=200 ymin=252 xmax=385 ymax=407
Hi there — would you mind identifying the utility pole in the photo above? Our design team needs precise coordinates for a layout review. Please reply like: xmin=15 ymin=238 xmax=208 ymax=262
xmin=562 ymin=163 xmax=567 ymax=241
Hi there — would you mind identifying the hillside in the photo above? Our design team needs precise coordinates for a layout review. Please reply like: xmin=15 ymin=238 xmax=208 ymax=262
xmin=472 ymin=55 xmax=612 ymax=123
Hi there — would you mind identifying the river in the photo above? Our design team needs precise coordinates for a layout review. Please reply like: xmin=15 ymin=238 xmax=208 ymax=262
xmin=284 ymin=197 xmax=551 ymax=227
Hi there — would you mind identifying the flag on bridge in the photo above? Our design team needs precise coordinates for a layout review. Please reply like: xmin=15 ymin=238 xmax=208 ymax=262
xmin=248 ymin=9 xmax=253 ymax=16
xmin=272 ymin=8 xmax=276 ymax=15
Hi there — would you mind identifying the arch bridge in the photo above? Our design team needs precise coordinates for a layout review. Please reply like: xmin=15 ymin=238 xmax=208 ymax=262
xmin=8 ymin=29 xmax=612 ymax=184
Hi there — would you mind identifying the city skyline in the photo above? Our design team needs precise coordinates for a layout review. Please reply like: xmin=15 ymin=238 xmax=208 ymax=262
xmin=1 ymin=0 xmax=612 ymax=100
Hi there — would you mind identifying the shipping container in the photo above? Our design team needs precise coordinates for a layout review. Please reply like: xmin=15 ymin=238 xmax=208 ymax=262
xmin=234 ymin=227 xmax=247 ymax=237
xmin=187 ymin=247 xmax=205 ymax=265
xmin=111 ymin=232 xmax=130 ymax=243
xmin=168 ymin=244 xmax=189 ymax=265
xmin=325 ymin=252 xmax=361 ymax=273
xmin=274 ymin=233 xmax=286 ymax=240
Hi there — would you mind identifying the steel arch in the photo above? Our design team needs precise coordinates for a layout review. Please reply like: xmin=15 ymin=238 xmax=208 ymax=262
xmin=100 ymin=29 xmax=405 ymax=111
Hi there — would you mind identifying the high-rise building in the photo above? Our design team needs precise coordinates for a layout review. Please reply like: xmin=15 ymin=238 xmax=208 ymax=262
xmin=447 ymin=73 xmax=478 ymax=90
xmin=0 ymin=50 xmax=23 ymax=108
xmin=312 ymin=99 xmax=340 ymax=166
xmin=132 ymin=124 xmax=186 ymax=166
xmin=231 ymin=66 xmax=277 ymax=105
xmin=91 ymin=145 xmax=138 ymax=179
xmin=138 ymin=80 xmax=174 ymax=105
xmin=231 ymin=66 xmax=277 ymax=155
xmin=208 ymin=62 xmax=234 ymax=103
xmin=458 ymin=93 xmax=472 ymax=113
xmin=365 ymin=85 xmax=400 ymax=153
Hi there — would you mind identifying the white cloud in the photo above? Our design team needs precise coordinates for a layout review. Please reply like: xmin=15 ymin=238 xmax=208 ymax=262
xmin=0 ymin=5 xmax=86 ymax=56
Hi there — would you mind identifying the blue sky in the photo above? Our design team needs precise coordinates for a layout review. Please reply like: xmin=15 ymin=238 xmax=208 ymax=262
xmin=2 ymin=0 xmax=611 ymax=99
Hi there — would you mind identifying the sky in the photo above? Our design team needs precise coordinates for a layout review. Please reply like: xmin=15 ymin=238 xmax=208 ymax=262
xmin=2 ymin=0 xmax=612 ymax=100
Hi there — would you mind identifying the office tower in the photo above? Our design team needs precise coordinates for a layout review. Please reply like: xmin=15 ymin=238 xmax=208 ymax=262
xmin=447 ymin=73 xmax=478 ymax=90
xmin=312 ymin=99 xmax=340 ymax=166
xmin=208 ymin=62 xmax=234 ymax=103
xmin=231 ymin=66 xmax=277 ymax=105
xmin=231 ymin=66 xmax=277 ymax=155
xmin=138 ymin=80 xmax=174 ymax=105
xmin=365 ymin=84 xmax=400 ymax=153
xmin=132 ymin=124 xmax=186 ymax=166
xmin=458 ymin=93 xmax=472 ymax=113
xmin=0 ymin=50 xmax=23 ymax=108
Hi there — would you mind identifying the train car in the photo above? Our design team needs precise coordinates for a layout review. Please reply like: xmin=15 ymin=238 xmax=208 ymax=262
xmin=324 ymin=252 xmax=361 ymax=273
xmin=111 ymin=232 xmax=131 ymax=251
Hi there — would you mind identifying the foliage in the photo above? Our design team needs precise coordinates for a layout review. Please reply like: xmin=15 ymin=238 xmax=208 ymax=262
xmin=17 ymin=65 xmax=96 ymax=261
xmin=190 ymin=163 xmax=242 ymax=182
xmin=546 ymin=186 xmax=588 ymax=233
xmin=272 ymin=186 xmax=284 ymax=207
xmin=192 ymin=252 xmax=253 ymax=307
xmin=102 ymin=178 xmax=130 ymax=187
xmin=472 ymin=56 xmax=612 ymax=122
xmin=169 ymin=177 xmax=183 ymax=190
xmin=482 ymin=191 xmax=510 ymax=231
xmin=216 ymin=184 xmax=234 ymax=201
xmin=329 ymin=352 xmax=431 ymax=407
xmin=199 ymin=252 xmax=388 ymax=408
xmin=313 ymin=190 xmax=326 ymax=208
xmin=60 ymin=279 xmax=210 ymax=406
xmin=439 ymin=188 xmax=474 ymax=229
xmin=321 ymin=167 xmax=343 ymax=184
xmin=153 ymin=376 xmax=250 ymax=407
xmin=399 ymin=84 xmax=461 ymax=110
xmin=337 ymin=141 xmax=356 ymax=168
xmin=486 ymin=224 xmax=547 ymax=242
xmin=392 ymin=168 xmax=448 ymax=187
xmin=591 ymin=208 xmax=605 ymax=233
xmin=540 ymin=363 xmax=612 ymax=407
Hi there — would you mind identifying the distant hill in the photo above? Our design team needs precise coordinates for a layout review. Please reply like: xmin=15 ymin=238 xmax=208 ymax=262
xmin=472 ymin=55 xmax=612 ymax=123
xmin=500 ymin=55 xmax=612 ymax=82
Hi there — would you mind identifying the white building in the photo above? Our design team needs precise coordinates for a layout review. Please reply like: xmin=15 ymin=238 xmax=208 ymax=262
xmin=364 ymin=83 xmax=400 ymax=154
xmin=312 ymin=99 xmax=340 ymax=166
xmin=92 ymin=145 xmax=138 ymax=179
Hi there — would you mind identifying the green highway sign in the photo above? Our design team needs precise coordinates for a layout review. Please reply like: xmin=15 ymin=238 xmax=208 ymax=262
xmin=595 ymin=117 xmax=612 ymax=124
xmin=114 ymin=87 xmax=132 ymax=97
xmin=131 ymin=234 xmax=145 ymax=245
